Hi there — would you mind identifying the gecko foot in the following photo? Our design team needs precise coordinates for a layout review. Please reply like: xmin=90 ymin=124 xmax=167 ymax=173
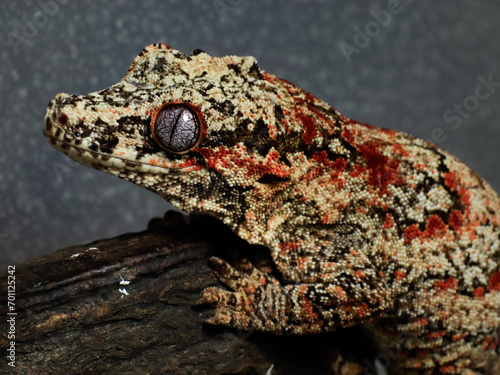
xmin=199 ymin=257 xmax=286 ymax=333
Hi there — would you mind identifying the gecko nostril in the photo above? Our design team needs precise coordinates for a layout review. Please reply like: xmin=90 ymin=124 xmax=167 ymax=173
xmin=58 ymin=113 xmax=68 ymax=125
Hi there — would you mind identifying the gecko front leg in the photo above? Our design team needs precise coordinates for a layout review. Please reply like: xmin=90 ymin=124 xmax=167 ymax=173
xmin=201 ymin=253 xmax=391 ymax=334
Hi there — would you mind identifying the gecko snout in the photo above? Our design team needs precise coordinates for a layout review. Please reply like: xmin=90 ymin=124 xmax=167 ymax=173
xmin=43 ymin=92 xmax=85 ymax=153
xmin=44 ymin=93 xmax=78 ymax=135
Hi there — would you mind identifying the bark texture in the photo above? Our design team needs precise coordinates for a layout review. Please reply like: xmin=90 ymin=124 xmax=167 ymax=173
xmin=0 ymin=213 xmax=376 ymax=375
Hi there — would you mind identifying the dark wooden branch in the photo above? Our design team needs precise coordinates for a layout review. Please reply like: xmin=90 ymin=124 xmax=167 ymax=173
xmin=0 ymin=213 xmax=369 ymax=375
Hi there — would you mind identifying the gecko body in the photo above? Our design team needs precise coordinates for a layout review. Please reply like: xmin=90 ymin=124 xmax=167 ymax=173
xmin=44 ymin=44 xmax=500 ymax=374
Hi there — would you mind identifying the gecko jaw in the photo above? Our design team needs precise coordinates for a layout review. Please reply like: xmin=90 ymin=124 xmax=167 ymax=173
xmin=44 ymin=131 xmax=193 ymax=175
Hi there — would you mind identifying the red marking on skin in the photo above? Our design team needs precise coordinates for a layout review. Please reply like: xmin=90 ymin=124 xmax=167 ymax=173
xmin=148 ymin=157 xmax=198 ymax=170
xmin=404 ymin=224 xmax=423 ymax=244
xmin=349 ymin=164 xmax=366 ymax=178
xmin=341 ymin=128 xmax=356 ymax=145
xmin=394 ymin=270 xmax=406 ymax=281
xmin=331 ymin=158 xmax=348 ymax=188
xmin=427 ymin=329 xmax=446 ymax=339
xmin=449 ymin=210 xmax=464 ymax=231
xmin=357 ymin=142 xmax=400 ymax=193
xmin=267 ymin=122 xmax=278 ymax=139
xmin=483 ymin=337 xmax=498 ymax=350
xmin=392 ymin=142 xmax=410 ymax=158
xmin=279 ymin=241 xmax=299 ymax=254
xmin=322 ymin=213 xmax=333 ymax=224
xmin=312 ymin=151 xmax=348 ymax=175
xmin=414 ymin=317 xmax=429 ymax=327
xmin=296 ymin=111 xmax=317 ymax=145
xmin=423 ymin=215 xmax=447 ymax=238
xmin=474 ymin=287 xmax=485 ymax=297
xmin=302 ymin=298 xmax=319 ymax=320
xmin=459 ymin=187 xmax=471 ymax=206
xmin=384 ymin=214 xmax=394 ymax=229
xmin=199 ymin=146 xmax=290 ymax=180
xmin=453 ymin=333 xmax=468 ymax=342
xmin=304 ymin=92 xmax=318 ymax=105
xmin=439 ymin=365 xmax=455 ymax=373
xmin=417 ymin=349 xmax=430 ymax=358
xmin=245 ymin=211 xmax=255 ymax=222
xmin=435 ymin=277 xmax=456 ymax=291
xmin=244 ymin=284 xmax=257 ymax=294
xmin=444 ymin=172 xmax=458 ymax=191
xmin=354 ymin=270 xmax=365 ymax=278
xmin=175 ymin=158 xmax=198 ymax=169
xmin=180 ymin=165 xmax=202 ymax=172
xmin=332 ymin=157 xmax=347 ymax=171
xmin=311 ymin=152 xmax=348 ymax=187
xmin=488 ymin=270 xmax=500 ymax=291
xmin=413 ymin=163 xmax=427 ymax=170
xmin=262 ymin=72 xmax=278 ymax=84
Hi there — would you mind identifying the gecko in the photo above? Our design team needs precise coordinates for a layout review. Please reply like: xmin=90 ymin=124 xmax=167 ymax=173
xmin=43 ymin=44 xmax=500 ymax=374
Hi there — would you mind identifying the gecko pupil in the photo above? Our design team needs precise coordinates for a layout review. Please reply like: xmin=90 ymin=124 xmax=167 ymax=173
xmin=153 ymin=104 xmax=200 ymax=153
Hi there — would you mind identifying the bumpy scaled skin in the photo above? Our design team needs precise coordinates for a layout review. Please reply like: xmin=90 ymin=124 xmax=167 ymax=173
xmin=44 ymin=44 xmax=500 ymax=374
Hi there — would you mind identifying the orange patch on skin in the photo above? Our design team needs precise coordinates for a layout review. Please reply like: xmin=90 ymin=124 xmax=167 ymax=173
xmin=354 ymin=270 xmax=365 ymax=278
xmin=488 ymin=270 xmax=500 ymax=291
xmin=435 ymin=277 xmax=457 ymax=291
xmin=449 ymin=210 xmax=464 ymax=231
xmin=439 ymin=365 xmax=456 ymax=373
xmin=199 ymin=146 xmax=290 ymax=180
xmin=296 ymin=111 xmax=317 ymax=146
xmin=474 ymin=287 xmax=485 ymax=297
xmin=427 ymin=330 xmax=447 ymax=339
xmin=357 ymin=142 xmax=400 ymax=193
xmin=424 ymin=215 xmax=447 ymax=238
xmin=395 ymin=270 xmax=406 ymax=281
xmin=453 ymin=333 xmax=468 ymax=342
xmin=404 ymin=224 xmax=422 ymax=244
xmin=279 ymin=241 xmax=299 ymax=254
xmin=384 ymin=214 xmax=394 ymax=229
xmin=444 ymin=172 xmax=458 ymax=191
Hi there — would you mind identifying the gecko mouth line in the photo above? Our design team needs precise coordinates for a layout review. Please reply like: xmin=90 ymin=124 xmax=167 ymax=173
xmin=44 ymin=131 xmax=192 ymax=173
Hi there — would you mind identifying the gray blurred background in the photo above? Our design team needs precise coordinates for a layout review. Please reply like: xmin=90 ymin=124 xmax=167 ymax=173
xmin=1 ymin=1 xmax=499 ymax=268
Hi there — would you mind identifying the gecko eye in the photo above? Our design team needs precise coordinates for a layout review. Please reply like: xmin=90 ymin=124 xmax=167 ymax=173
xmin=151 ymin=104 xmax=201 ymax=153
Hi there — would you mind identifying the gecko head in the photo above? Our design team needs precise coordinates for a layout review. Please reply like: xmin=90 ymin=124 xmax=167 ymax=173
xmin=44 ymin=44 xmax=315 ymax=225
